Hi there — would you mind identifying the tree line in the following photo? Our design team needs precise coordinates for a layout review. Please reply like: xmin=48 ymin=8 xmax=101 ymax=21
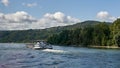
xmin=47 ymin=19 xmax=120 ymax=47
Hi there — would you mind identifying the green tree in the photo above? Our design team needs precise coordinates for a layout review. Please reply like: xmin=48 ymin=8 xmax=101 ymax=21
xmin=111 ymin=18 xmax=120 ymax=46
xmin=92 ymin=22 xmax=110 ymax=46
xmin=81 ymin=26 xmax=94 ymax=46
xmin=114 ymin=32 xmax=120 ymax=47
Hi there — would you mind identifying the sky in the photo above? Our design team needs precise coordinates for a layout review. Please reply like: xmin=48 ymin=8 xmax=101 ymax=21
xmin=0 ymin=0 xmax=120 ymax=30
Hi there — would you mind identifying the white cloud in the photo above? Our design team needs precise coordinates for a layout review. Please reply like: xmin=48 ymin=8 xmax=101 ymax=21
xmin=0 ymin=11 xmax=37 ymax=30
xmin=22 ymin=3 xmax=37 ymax=7
xmin=109 ymin=16 xmax=116 ymax=21
xmin=0 ymin=11 xmax=36 ymax=23
xmin=44 ymin=12 xmax=80 ymax=24
xmin=1 ymin=0 xmax=9 ymax=6
xmin=97 ymin=11 xmax=109 ymax=19
xmin=97 ymin=11 xmax=118 ymax=22
xmin=30 ymin=12 xmax=80 ymax=29
xmin=118 ymin=16 xmax=120 ymax=18
xmin=0 ymin=11 xmax=80 ymax=30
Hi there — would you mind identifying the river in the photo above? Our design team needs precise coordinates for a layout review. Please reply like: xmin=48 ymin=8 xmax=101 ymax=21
xmin=0 ymin=43 xmax=120 ymax=68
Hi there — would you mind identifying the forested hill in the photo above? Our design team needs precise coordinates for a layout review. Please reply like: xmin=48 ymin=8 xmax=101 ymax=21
xmin=0 ymin=20 xmax=111 ymax=43
xmin=47 ymin=19 xmax=120 ymax=47
xmin=46 ymin=20 xmax=110 ymax=31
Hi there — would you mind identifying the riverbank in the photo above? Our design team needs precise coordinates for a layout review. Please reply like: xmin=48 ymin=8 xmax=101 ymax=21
xmin=89 ymin=45 xmax=120 ymax=49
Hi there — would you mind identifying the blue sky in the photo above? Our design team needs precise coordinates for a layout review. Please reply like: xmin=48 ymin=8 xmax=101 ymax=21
xmin=0 ymin=0 xmax=120 ymax=30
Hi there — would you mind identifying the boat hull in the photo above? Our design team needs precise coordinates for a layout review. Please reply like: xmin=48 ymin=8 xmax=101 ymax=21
xmin=33 ymin=47 xmax=53 ymax=50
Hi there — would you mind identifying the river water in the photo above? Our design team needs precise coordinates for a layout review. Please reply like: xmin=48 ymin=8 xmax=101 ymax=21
xmin=0 ymin=43 xmax=120 ymax=68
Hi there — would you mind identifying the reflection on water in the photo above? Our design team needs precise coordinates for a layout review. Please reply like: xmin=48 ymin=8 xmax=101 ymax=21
xmin=0 ymin=43 xmax=120 ymax=68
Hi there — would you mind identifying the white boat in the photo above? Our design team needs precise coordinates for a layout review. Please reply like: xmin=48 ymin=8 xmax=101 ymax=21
xmin=33 ymin=41 xmax=53 ymax=49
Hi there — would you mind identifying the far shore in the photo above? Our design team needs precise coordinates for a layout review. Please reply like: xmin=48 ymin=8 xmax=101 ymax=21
xmin=89 ymin=45 xmax=120 ymax=49
xmin=25 ymin=43 xmax=120 ymax=49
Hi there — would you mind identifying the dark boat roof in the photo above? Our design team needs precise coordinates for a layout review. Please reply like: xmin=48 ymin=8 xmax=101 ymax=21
xmin=34 ymin=40 xmax=46 ymax=42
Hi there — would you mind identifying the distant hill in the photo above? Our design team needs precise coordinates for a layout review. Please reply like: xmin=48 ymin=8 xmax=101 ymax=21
xmin=45 ymin=20 xmax=104 ymax=31
xmin=65 ymin=20 xmax=101 ymax=29
xmin=0 ymin=20 xmax=111 ymax=43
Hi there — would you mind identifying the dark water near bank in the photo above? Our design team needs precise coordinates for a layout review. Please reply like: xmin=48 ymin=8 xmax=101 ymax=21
xmin=0 ymin=43 xmax=120 ymax=68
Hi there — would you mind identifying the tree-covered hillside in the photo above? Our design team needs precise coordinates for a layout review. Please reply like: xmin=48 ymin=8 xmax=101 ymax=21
xmin=47 ymin=19 xmax=120 ymax=47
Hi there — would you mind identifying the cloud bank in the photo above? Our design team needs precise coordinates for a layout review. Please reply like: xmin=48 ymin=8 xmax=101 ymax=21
xmin=97 ymin=11 xmax=117 ymax=21
xmin=1 ymin=0 xmax=9 ymax=6
xmin=0 ymin=11 xmax=80 ymax=30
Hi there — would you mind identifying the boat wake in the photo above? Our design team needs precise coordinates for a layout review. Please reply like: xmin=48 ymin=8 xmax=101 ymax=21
xmin=42 ymin=49 xmax=68 ymax=54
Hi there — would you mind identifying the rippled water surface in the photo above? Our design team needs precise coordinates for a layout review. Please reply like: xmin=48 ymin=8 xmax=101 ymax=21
xmin=0 ymin=43 xmax=120 ymax=68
